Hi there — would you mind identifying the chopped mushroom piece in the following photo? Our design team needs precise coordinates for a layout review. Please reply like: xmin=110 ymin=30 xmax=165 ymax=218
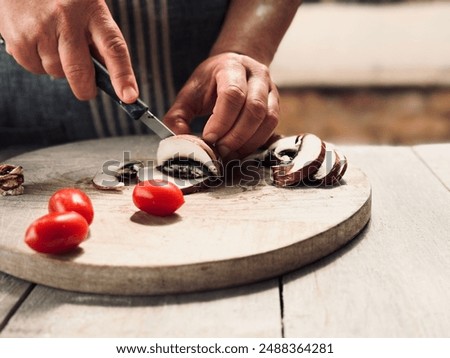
xmin=92 ymin=161 xmax=144 ymax=191
xmin=92 ymin=163 xmax=125 ymax=191
xmin=271 ymin=133 xmax=326 ymax=187
xmin=248 ymin=133 xmax=348 ymax=187
xmin=0 ymin=164 xmax=24 ymax=196
xmin=141 ymin=134 xmax=223 ymax=194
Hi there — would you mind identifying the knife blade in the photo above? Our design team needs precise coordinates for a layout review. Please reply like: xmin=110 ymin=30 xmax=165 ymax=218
xmin=92 ymin=58 xmax=175 ymax=139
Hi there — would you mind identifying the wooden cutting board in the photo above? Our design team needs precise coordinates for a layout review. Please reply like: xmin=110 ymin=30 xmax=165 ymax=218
xmin=0 ymin=136 xmax=371 ymax=295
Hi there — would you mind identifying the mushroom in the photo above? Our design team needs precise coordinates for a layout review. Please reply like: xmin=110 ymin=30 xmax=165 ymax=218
xmin=306 ymin=142 xmax=344 ymax=186
xmin=138 ymin=134 xmax=223 ymax=194
xmin=246 ymin=133 xmax=348 ymax=187
xmin=333 ymin=148 xmax=348 ymax=183
xmin=271 ymin=133 xmax=326 ymax=187
xmin=93 ymin=160 xmax=144 ymax=191
xmin=93 ymin=163 xmax=125 ymax=191
xmin=115 ymin=160 xmax=144 ymax=183
xmin=0 ymin=164 xmax=24 ymax=196
xmin=264 ymin=135 xmax=301 ymax=165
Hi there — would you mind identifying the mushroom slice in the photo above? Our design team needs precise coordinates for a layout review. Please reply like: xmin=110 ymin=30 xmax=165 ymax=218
xmin=265 ymin=135 xmax=302 ymax=165
xmin=334 ymin=148 xmax=348 ymax=183
xmin=115 ymin=160 xmax=144 ymax=182
xmin=307 ymin=143 xmax=343 ymax=186
xmin=271 ymin=133 xmax=326 ymax=187
xmin=0 ymin=164 xmax=25 ymax=196
xmin=145 ymin=134 xmax=223 ymax=194
xmin=245 ymin=135 xmax=301 ymax=165
xmin=157 ymin=134 xmax=221 ymax=177
xmin=92 ymin=164 xmax=125 ymax=191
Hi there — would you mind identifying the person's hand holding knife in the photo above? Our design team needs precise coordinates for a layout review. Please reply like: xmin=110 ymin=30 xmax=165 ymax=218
xmin=0 ymin=0 xmax=138 ymax=104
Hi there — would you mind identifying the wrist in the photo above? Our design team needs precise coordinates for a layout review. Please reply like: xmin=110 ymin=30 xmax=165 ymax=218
xmin=209 ymin=42 xmax=273 ymax=66
xmin=209 ymin=0 xmax=301 ymax=66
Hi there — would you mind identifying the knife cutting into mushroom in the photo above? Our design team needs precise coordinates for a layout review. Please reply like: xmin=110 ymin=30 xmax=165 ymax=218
xmin=92 ymin=57 xmax=348 ymax=192
xmin=92 ymin=58 xmax=223 ymax=193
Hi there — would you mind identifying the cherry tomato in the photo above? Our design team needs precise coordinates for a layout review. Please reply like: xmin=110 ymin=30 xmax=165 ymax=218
xmin=132 ymin=180 xmax=185 ymax=216
xmin=24 ymin=212 xmax=89 ymax=254
xmin=48 ymin=188 xmax=94 ymax=225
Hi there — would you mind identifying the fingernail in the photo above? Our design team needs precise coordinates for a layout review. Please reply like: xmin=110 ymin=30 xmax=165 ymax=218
xmin=203 ymin=133 xmax=218 ymax=144
xmin=217 ymin=145 xmax=231 ymax=158
xmin=122 ymin=86 xmax=138 ymax=103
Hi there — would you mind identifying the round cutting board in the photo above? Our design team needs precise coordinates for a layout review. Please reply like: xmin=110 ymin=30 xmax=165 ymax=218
xmin=0 ymin=136 xmax=371 ymax=295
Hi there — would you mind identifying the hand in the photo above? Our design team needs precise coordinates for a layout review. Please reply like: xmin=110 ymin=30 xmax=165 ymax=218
xmin=0 ymin=0 xmax=138 ymax=103
xmin=164 ymin=52 xmax=280 ymax=160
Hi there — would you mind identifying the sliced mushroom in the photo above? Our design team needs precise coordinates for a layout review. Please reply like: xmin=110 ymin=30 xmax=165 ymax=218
xmin=115 ymin=160 xmax=144 ymax=182
xmin=246 ymin=133 xmax=348 ymax=187
xmin=138 ymin=134 xmax=223 ymax=194
xmin=93 ymin=164 xmax=125 ymax=191
xmin=93 ymin=160 xmax=144 ymax=191
xmin=333 ymin=148 xmax=348 ymax=183
xmin=264 ymin=135 xmax=302 ymax=165
xmin=305 ymin=142 xmax=344 ymax=186
xmin=157 ymin=134 xmax=221 ymax=177
xmin=0 ymin=164 xmax=24 ymax=196
xmin=271 ymin=133 xmax=326 ymax=187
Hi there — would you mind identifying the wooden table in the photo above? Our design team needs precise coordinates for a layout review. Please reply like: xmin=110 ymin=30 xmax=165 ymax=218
xmin=0 ymin=142 xmax=449 ymax=338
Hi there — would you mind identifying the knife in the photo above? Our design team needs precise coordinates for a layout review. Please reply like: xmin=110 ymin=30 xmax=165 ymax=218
xmin=0 ymin=35 xmax=174 ymax=139
xmin=92 ymin=57 xmax=175 ymax=139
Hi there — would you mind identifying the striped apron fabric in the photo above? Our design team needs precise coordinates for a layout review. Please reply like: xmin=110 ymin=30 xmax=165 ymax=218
xmin=0 ymin=0 xmax=229 ymax=148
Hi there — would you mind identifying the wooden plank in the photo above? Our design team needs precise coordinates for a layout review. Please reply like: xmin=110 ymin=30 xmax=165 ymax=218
xmin=0 ymin=273 xmax=33 ymax=332
xmin=1 ymin=279 xmax=281 ymax=337
xmin=0 ymin=136 xmax=370 ymax=295
xmin=282 ymin=146 xmax=450 ymax=337
xmin=413 ymin=143 xmax=450 ymax=191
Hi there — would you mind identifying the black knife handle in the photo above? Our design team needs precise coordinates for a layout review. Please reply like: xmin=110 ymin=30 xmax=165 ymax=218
xmin=92 ymin=57 xmax=147 ymax=121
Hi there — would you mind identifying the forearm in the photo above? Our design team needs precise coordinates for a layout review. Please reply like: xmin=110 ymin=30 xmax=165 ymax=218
xmin=210 ymin=0 xmax=302 ymax=65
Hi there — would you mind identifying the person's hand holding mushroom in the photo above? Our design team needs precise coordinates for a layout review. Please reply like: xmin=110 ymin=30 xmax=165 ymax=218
xmin=164 ymin=0 xmax=302 ymax=161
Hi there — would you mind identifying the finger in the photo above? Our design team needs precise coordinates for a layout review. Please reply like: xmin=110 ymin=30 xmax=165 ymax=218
xmin=58 ymin=30 xmax=97 ymax=100
xmin=215 ymin=67 xmax=270 ymax=158
xmin=37 ymin=37 xmax=65 ymax=78
xmin=232 ymin=86 xmax=280 ymax=159
xmin=202 ymin=63 xmax=247 ymax=144
xmin=89 ymin=13 xmax=138 ymax=104
xmin=5 ymin=37 xmax=45 ymax=75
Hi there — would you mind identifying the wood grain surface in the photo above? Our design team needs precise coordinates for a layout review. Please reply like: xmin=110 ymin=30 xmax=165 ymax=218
xmin=413 ymin=143 xmax=450 ymax=191
xmin=0 ymin=136 xmax=371 ymax=295
xmin=0 ymin=273 xmax=32 ymax=332
xmin=1 ymin=143 xmax=447 ymax=338
xmin=282 ymin=146 xmax=450 ymax=337
xmin=1 ymin=280 xmax=281 ymax=338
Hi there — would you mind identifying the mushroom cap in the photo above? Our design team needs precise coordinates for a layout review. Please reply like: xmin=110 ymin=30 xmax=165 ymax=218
xmin=157 ymin=134 xmax=222 ymax=176
xmin=271 ymin=133 xmax=326 ymax=187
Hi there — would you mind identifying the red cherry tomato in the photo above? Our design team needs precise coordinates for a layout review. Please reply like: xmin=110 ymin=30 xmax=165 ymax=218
xmin=132 ymin=180 xmax=185 ymax=216
xmin=24 ymin=212 xmax=89 ymax=254
xmin=48 ymin=188 xmax=94 ymax=225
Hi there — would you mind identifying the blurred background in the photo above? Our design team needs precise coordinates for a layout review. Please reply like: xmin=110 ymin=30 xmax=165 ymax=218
xmin=271 ymin=0 xmax=450 ymax=144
